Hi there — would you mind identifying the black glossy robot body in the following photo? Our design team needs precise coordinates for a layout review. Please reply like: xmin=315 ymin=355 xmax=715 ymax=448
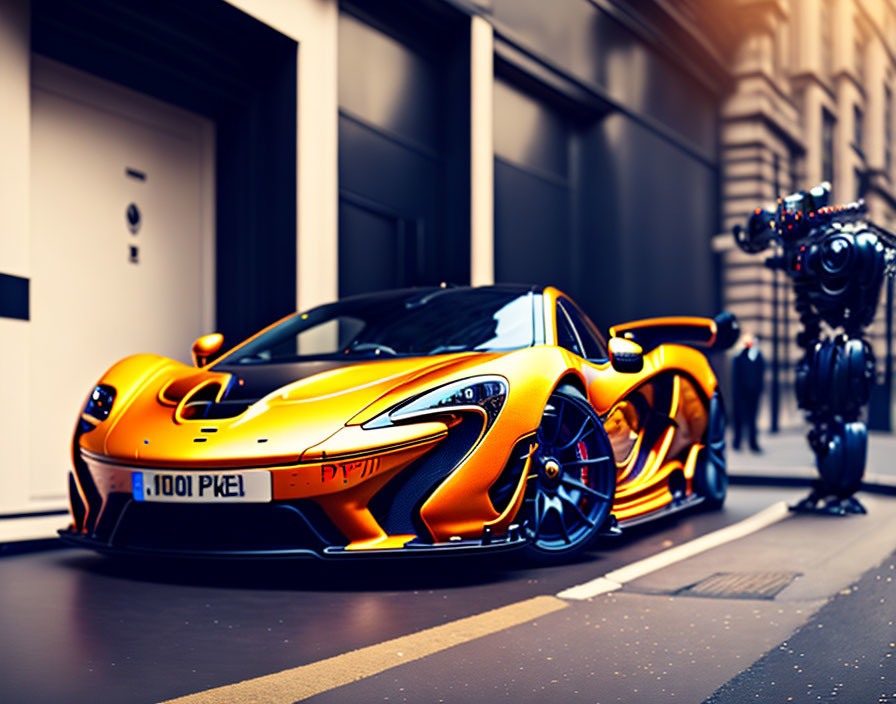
xmin=734 ymin=183 xmax=896 ymax=514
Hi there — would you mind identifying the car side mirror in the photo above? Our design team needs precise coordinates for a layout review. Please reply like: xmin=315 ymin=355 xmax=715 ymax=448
xmin=609 ymin=337 xmax=644 ymax=373
xmin=191 ymin=333 xmax=225 ymax=367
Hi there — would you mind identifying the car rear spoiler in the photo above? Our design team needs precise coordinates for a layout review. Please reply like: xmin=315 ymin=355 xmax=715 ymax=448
xmin=608 ymin=312 xmax=739 ymax=352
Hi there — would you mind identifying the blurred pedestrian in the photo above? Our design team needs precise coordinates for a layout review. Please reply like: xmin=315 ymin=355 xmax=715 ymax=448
xmin=732 ymin=332 xmax=764 ymax=452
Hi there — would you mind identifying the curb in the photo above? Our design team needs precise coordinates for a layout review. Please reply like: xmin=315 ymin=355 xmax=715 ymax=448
xmin=0 ymin=537 xmax=65 ymax=557
xmin=729 ymin=472 xmax=896 ymax=497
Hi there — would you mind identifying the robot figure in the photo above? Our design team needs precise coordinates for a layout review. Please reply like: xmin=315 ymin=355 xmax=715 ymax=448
xmin=733 ymin=183 xmax=896 ymax=515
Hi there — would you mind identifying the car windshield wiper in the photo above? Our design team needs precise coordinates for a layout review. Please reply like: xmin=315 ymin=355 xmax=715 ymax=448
xmin=427 ymin=344 xmax=471 ymax=355
xmin=405 ymin=288 xmax=455 ymax=310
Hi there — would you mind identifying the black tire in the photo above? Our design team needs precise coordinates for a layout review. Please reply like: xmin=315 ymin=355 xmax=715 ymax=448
xmin=694 ymin=391 xmax=728 ymax=510
xmin=521 ymin=385 xmax=616 ymax=563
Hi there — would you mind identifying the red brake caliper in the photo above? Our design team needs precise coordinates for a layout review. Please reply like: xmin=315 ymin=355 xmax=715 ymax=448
xmin=577 ymin=440 xmax=589 ymax=506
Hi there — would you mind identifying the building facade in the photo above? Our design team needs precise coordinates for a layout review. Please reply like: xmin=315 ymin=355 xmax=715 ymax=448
xmin=0 ymin=0 xmax=735 ymax=536
xmin=717 ymin=0 xmax=896 ymax=431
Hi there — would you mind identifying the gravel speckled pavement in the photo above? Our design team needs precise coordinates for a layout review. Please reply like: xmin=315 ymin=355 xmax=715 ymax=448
xmin=704 ymin=549 xmax=896 ymax=704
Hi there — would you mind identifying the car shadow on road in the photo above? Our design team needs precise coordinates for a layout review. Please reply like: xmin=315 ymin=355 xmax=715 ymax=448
xmin=53 ymin=508 xmax=706 ymax=593
xmin=54 ymin=548 xmax=541 ymax=592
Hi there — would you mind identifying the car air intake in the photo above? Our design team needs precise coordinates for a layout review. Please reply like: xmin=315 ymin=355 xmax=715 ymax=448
xmin=178 ymin=381 xmax=251 ymax=420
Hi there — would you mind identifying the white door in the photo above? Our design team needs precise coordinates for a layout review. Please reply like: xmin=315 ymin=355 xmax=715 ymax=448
xmin=29 ymin=57 xmax=214 ymax=504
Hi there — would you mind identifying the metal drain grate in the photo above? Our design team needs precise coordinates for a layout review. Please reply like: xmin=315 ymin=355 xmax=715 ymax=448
xmin=677 ymin=571 xmax=800 ymax=600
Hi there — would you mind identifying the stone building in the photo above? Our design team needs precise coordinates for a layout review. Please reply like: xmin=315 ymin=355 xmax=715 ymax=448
xmin=717 ymin=0 xmax=896 ymax=430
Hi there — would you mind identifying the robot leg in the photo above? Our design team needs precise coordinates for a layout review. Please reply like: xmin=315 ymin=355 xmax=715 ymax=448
xmin=791 ymin=336 xmax=873 ymax=515
xmin=791 ymin=421 xmax=867 ymax=515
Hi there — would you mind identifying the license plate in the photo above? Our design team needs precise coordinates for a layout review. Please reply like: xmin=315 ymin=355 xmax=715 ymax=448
xmin=132 ymin=470 xmax=271 ymax=503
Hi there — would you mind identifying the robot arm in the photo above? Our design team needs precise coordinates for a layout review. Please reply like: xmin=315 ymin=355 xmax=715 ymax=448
xmin=734 ymin=182 xmax=896 ymax=332
xmin=733 ymin=182 xmax=896 ymax=273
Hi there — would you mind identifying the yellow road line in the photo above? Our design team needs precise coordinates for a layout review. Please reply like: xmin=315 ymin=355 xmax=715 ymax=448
xmin=159 ymin=595 xmax=568 ymax=704
xmin=161 ymin=501 xmax=791 ymax=702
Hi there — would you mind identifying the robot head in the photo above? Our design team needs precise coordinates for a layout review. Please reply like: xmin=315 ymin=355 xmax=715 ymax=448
xmin=778 ymin=183 xmax=832 ymax=243
xmin=732 ymin=183 xmax=833 ymax=254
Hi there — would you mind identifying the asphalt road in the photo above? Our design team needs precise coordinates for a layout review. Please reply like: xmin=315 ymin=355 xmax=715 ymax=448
xmin=1 ymin=485 xmax=894 ymax=704
xmin=706 ymin=550 xmax=896 ymax=704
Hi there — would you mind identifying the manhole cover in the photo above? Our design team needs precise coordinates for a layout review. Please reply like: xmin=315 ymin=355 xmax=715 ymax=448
xmin=678 ymin=571 xmax=800 ymax=600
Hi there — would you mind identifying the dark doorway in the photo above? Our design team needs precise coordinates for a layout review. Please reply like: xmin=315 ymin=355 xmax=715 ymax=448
xmin=493 ymin=76 xmax=577 ymax=292
xmin=492 ymin=69 xmax=614 ymax=321
xmin=337 ymin=2 xmax=470 ymax=298
xmin=493 ymin=55 xmax=718 ymax=330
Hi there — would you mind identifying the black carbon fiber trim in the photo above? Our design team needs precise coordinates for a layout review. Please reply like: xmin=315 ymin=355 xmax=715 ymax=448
xmin=102 ymin=497 xmax=338 ymax=553
xmin=72 ymin=431 xmax=103 ymax=533
xmin=368 ymin=415 xmax=485 ymax=538
xmin=488 ymin=435 xmax=536 ymax=514
xmin=67 ymin=473 xmax=86 ymax=532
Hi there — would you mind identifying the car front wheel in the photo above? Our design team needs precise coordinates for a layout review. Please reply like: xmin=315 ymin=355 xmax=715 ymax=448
xmin=521 ymin=385 xmax=616 ymax=563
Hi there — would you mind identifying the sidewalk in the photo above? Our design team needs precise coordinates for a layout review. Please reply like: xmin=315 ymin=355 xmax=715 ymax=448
xmin=727 ymin=429 xmax=896 ymax=494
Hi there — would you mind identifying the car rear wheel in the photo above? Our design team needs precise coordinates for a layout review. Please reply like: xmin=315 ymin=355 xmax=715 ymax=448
xmin=694 ymin=391 xmax=727 ymax=510
xmin=521 ymin=385 xmax=616 ymax=563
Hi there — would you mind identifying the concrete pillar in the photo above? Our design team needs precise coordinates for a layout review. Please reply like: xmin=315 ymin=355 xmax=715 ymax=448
xmin=832 ymin=0 xmax=853 ymax=75
xmin=792 ymin=0 xmax=821 ymax=74
xmin=0 ymin=0 xmax=30 ymax=280
xmin=470 ymin=14 xmax=494 ymax=287
xmin=0 ymin=0 xmax=32 ymax=516
xmin=225 ymin=0 xmax=340 ymax=313
xmin=865 ymin=38 xmax=887 ymax=173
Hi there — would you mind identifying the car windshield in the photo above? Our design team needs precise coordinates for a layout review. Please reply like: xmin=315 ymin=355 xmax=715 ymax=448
xmin=215 ymin=288 xmax=540 ymax=365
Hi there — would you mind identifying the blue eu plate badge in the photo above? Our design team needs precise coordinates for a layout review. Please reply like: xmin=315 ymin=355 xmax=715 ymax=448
xmin=132 ymin=472 xmax=145 ymax=501
xmin=131 ymin=469 xmax=271 ymax=503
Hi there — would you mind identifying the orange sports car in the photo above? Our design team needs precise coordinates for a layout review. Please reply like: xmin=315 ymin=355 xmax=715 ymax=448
xmin=60 ymin=285 xmax=737 ymax=562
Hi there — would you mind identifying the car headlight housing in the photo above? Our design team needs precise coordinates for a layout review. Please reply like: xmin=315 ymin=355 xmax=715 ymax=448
xmin=363 ymin=376 xmax=508 ymax=430
xmin=82 ymin=384 xmax=116 ymax=422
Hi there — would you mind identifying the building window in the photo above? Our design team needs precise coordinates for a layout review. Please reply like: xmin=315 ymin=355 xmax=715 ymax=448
xmin=854 ymin=36 xmax=865 ymax=84
xmin=772 ymin=28 xmax=781 ymax=77
xmin=822 ymin=109 xmax=835 ymax=186
xmin=854 ymin=104 xmax=864 ymax=153
xmin=886 ymin=84 xmax=893 ymax=176
xmin=855 ymin=167 xmax=866 ymax=199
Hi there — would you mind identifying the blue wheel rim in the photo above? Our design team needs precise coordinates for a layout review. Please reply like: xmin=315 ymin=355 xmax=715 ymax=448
xmin=523 ymin=391 xmax=615 ymax=553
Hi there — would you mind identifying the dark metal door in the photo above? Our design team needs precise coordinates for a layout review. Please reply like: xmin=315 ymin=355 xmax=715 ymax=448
xmin=337 ymin=8 xmax=468 ymax=298
xmin=339 ymin=192 xmax=425 ymax=293
xmin=494 ymin=77 xmax=575 ymax=292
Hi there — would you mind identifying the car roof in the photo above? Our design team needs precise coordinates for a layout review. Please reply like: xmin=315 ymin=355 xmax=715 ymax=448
xmin=336 ymin=284 xmax=545 ymax=306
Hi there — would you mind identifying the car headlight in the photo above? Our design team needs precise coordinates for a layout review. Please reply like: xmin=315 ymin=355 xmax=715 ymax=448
xmin=82 ymin=384 xmax=116 ymax=422
xmin=363 ymin=376 xmax=508 ymax=430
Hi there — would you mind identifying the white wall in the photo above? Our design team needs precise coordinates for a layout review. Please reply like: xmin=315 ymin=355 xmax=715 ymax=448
xmin=0 ymin=0 xmax=341 ymax=531
xmin=0 ymin=0 xmax=34 ymax=516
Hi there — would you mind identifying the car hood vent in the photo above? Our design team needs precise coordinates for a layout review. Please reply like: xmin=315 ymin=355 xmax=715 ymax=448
xmin=177 ymin=381 xmax=250 ymax=421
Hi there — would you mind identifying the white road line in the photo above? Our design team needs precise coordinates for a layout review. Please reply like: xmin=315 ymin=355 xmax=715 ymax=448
xmin=158 ymin=501 xmax=791 ymax=703
xmin=557 ymin=500 xmax=791 ymax=600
